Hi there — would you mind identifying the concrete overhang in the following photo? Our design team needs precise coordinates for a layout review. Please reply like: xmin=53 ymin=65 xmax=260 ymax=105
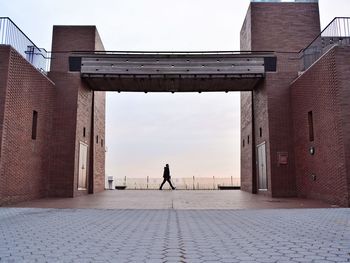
xmin=69 ymin=51 xmax=276 ymax=92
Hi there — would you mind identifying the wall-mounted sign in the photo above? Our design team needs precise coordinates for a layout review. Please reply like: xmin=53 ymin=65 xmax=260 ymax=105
xmin=277 ymin=152 xmax=288 ymax=165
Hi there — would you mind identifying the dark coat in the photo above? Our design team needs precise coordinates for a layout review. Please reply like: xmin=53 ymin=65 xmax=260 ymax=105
xmin=163 ymin=166 xmax=170 ymax=179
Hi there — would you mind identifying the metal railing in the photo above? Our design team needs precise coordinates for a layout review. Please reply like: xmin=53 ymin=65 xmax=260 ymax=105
xmin=0 ymin=17 xmax=48 ymax=72
xmin=302 ymin=17 xmax=350 ymax=70
xmin=252 ymin=0 xmax=318 ymax=2
xmin=106 ymin=176 xmax=241 ymax=190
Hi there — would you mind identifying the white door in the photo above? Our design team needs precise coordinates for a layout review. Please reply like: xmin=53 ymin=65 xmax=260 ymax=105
xmin=257 ymin=143 xmax=268 ymax=190
xmin=78 ymin=142 xmax=88 ymax=190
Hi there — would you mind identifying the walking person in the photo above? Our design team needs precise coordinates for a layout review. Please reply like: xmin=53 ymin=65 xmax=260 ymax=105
xmin=159 ymin=164 xmax=175 ymax=190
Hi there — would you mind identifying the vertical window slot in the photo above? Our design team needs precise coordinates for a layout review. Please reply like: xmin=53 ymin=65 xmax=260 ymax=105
xmin=308 ymin=111 xmax=314 ymax=142
xmin=32 ymin=111 xmax=38 ymax=140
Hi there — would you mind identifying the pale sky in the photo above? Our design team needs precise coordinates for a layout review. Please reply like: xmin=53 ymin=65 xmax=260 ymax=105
xmin=1 ymin=0 xmax=350 ymax=179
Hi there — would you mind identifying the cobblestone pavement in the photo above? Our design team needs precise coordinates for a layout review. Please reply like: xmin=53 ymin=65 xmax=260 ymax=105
xmin=11 ymin=190 xmax=332 ymax=210
xmin=0 ymin=208 xmax=349 ymax=262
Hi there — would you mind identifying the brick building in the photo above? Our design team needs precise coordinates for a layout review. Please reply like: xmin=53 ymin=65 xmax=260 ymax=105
xmin=0 ymin=0 xmax=349 ymax=206
xmin=240 ymin=0 xmax=350 ymax=207
xmin=0 ymin=24 xmax=106 ymax=204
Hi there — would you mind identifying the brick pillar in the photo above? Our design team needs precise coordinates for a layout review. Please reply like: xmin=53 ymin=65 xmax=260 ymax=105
xmin=240 ymin=2 xmax=320 ymax=196
xmin=48 ymin=26 xmax=105 ymax=197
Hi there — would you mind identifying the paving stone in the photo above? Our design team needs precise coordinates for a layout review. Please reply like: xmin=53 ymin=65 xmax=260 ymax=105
xmin=0 ymin=208 xmax=349 ymax=262
xmin=220 ymin=259 xmax=240 ymax=263
xmin=145 ymin=260 xmax=164 ymax=263
xmin=326 ymin=256 xmax=350 ymax=262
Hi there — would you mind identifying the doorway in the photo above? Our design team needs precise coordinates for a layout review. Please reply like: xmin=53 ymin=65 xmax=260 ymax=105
xmin=257 ymin=142 xmax=267 ymax=190
xmin=78 ymin=142 xmax=88 ymax=190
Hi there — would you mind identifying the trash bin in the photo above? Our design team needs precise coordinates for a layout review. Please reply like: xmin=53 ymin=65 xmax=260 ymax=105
xmin=108 ymin=176 xmax=114 ymax=190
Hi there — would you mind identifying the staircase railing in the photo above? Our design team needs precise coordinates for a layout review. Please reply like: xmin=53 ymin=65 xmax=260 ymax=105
xmin=302 ymin=17 xmax=350 ymax=71
xmin=0 ymin=17 xmax=48 ymax=73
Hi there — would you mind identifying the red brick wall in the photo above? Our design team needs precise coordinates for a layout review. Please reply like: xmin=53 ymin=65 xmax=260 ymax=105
xmin=336 ymin=47 xmax=350 ymax=206
xmin=47 ymin=72 xmax=80 ymax=197
xmin=242 ymin=73 xmax=298 ymax=197
xmin=73 ymin=79 xmax=92 ymax=197
xmin=0 ymin=46 xmax=10 ymax=165
xmin=250 ymin=2 xmax=320 ymax=52
xmin=291 ymin=46 xmax=350 ymax=206
xmin=240 ymin=92 xmax=254 ymax=192
xmin=93 ymin=91 xmax=106 ymax=193
xmin=50 ymin=26 xmax=97 ymax=72
xmin=72 ymin=81 xmax=105 ymax=196
xmin=48 ymin=72 xmax=105 ymax=198
xmin=253 ymin=80 xmax=272 ymax=195
xmin=240 ymin=6 xmax=251 ymax=51
xmin=240 ymin=2 xmax=320 ymax=196
xmin=0 ymin=46 xmax=55 ymax=205
xmin=92 ymin=28 xmax=106 ymax=193
xmin=265 ymin=73 xmax=297 ymax=197
xmin=0 ymin=25 xmax=106 ymax=203
xmin=0 ymin=46 xmax=10 ymax=203
xmin=50 ymin=26 xmax=106 ymax=198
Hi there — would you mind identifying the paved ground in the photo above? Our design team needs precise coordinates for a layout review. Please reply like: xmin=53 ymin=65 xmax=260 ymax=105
xmin=0 ymin=207 xmax=349 ymax=262
xmin=10 ymin=190 xmax=334 ymax=209
xmin=2 ymin=191 xmax=348 ymax=262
